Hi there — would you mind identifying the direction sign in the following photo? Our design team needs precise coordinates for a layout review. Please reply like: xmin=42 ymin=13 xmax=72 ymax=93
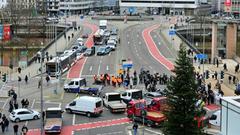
xmin=128 ymin=7 xmax=135 ymax=14
xmin=169 ymin=30 xmax=176 ymax=36
xmin=196 ymin=54 xmax=208 ymax=59
xmin=122 ymin=61 xmax=133 ymax=69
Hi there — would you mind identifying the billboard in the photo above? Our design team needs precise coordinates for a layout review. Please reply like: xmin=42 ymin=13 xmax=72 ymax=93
xmin=225 ymin=0 xmax=232 ymax=12
xmin=3 ymin=24 xmax=11 ymax=41
xmin=0 ymin=25 xmax=3 ymax=40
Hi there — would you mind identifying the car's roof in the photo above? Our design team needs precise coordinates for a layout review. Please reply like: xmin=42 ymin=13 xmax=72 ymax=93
xmin=105 ymin=92 xmax=120 ymax=95
xmin=13 ymin=108 xmax=32 ymax=112
xmin=46 ymin=107 xmax=62 ymax=111
xmin=71 ymin=78 xmax=85 ymax=81
xmin=76 ymin=96 xmax=101 ymax=102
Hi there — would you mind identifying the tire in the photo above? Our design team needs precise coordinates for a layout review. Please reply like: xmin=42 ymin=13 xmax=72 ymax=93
xmin=15 ymin=118 xmax=20 ymax=122
xmin=87 ymin=112 xmax=91 ymax=117
xmin=33 ymin=115 xmax=39 ymax=120
xmin=146 ymin=120 xmax=153 ymax=127
xmin=66 ymin=109 xmax=72 ymax=113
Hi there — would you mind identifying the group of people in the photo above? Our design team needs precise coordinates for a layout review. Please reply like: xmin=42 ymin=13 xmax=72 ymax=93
xmin=36 ymin=51 xmax=53 ymax=63
xmin=21 ymin=99 xmax=30 ymax=108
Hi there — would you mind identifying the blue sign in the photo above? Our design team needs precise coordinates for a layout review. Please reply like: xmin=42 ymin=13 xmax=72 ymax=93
xmin=128 ymin=7 xmax=135 ymax=14
xmin=0 ymin=25 xmax=3 ymax=40
xmin=122 ymin=61 xmax=133 ymax=69
xmin=168 ymin=30 xmax=176 ymax=36
xmin=196 ymin=54 xmax=208 ymax=59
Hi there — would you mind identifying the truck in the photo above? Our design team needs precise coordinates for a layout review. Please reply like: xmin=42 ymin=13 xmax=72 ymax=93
xmin=44 ymin=107 xmax=63 ymax=134
xmin=121 ymin=89 xmax=143 ymax=104
xmin=99 ymin=20 xmax=107 ymax=30
xmin=65 ymin=96 xmax=103 ymax=117
xmin=127 ymin=98 xmax=167 ymax=127
xmin=64 ymin=78 xmax=103 ymax=95
xmin=103 ymin=92 xmax=127 ymax=113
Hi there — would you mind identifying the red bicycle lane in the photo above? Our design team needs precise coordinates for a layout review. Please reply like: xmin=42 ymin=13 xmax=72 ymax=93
xmin=27 ymin=118 xmax=131 ymax=135
xmin=142 ymin=24 xmax=174 ymax=71
xmin=67 ymin=23 xmax=98 ymax=79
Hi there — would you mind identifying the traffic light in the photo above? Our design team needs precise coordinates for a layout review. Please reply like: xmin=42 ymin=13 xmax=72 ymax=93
xmin=205 ymin=70 xmax=209 ymax=79
xmin=2 ymin=73 xmax=6 ymax=82
xmin=221 ymin=71 xmax=224 ymax=79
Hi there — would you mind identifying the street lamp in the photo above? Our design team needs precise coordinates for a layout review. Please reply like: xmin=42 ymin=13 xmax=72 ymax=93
xmin=40 ymin=42 xmax=44 ymax=135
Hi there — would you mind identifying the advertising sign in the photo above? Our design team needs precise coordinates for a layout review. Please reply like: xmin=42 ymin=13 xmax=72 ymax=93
xmin=225 ymin=0 xmax=232 ymax=12
xmin=0 ymin=25 xmax=3 ymax=40
xmin=3 ymin=24 xmax=11 ymax=41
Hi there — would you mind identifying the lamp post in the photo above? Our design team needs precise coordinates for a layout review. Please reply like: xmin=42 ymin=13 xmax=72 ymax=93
xmin=40 ymin=42 xmax=44 ymax=135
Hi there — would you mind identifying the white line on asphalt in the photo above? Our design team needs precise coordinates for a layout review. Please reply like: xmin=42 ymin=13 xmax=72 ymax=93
xmin=106 ymin=65 xmax=109 ymax=71
xmin=89 ymin=66 xmax=93 ymax=72
xmin=128 ymin=41 xmax=130 ymax=44
xmin=145 ymin=128 xmax=164 ymax=135
xmin=149 ymin=66 xmax=153 ymax=69
xmin=58 ymin=103 xmax=61 ymax=108
xmin=98 ymin=65 xmax=101 ymax=76
xmin=159 ymin=42 xmax=161 ymax=45
xmin=136 ymin=53 xmax=139 ymax=56
xmin=139 ymin=42 xmax=141 ymax=44
xmin=72 ymin=114 xmax=76 ymax=125
xmin=108 ymin=52 xmax=111 ymax=56
xmin=137 ymin=34 xmax=139 ymax=37
xmin=128 ymin=131 xmax=132 ymax=135
xmin=2 ymin=98 xmax=9 ymax=109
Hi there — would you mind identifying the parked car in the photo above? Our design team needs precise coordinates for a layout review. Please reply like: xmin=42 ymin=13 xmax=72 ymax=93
xmin=104 ymin=30 xmax=111 ymax=37
xmin=78 ymin=46 xmax=87 ymax=53
xmin=9 ymin=108 xmax=40 ymax=122
xmin=107 ymin=40 xmax=116 ymax=50
xmin=84 ymin=48 xmax=94 ymax=56
xmin=97 ymin=46 xmax=111 ymax=55
xmin=81 ymin=34 xmax=88 ymax=38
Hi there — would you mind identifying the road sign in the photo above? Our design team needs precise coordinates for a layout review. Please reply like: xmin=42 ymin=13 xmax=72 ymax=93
xmin=122 ymin=61 xmax=133 ymax=69
xmin=128 ymin=7 xmax=135 ymax=14
xmin=196 ymin=54 xmax=208 ymax=59
xmin=168 ymin=30 xmax=176 ymax=36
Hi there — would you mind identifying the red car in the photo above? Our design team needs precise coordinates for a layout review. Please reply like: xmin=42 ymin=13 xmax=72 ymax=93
xmin=81 ymin=34 xmax=88 ymax=38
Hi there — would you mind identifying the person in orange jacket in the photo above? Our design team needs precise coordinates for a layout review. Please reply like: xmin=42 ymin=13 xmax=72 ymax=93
xmin=111 ymin=76 xmax=116 ymax=87
xmin=117 ymin=76 xmax=122 ymax=87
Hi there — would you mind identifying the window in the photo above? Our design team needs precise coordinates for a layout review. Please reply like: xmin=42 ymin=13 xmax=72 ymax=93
xmin=69 ymin=81 xmax=74 ymax=85
xmin=70 ymin=101 xmax=76 ymax=106
xmin=18 ymin=111 xmax=30 ymax=115
xmin=122 ymin=92 xmax=127 ymax=96
xmin=75 ymin=81 xmax=79 ymax=85
xmin=96 ymin=101 xmax=102 ymax=108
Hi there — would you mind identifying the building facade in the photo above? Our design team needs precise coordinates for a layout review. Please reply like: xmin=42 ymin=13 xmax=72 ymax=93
xmin=119 ymin=0 xmax=211 ymax=15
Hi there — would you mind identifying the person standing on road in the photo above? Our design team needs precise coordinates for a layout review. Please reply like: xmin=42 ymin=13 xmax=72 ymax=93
xmin=21 ymin=125 xmax=28 ymax=135
xmin=13 ymin=124 xmax=19 ymax=135
xmin=24 ymin=75 xmax=28 ymax=84
xmin=46 ymin=75 xmax=50 ymax=86
xmin=4 ymin=118 xmax=9 ymax=131
xmin=235 ymin=64 xmax=239 ymax=73
xmin=223 ymin=63 xmax=228 ymax=71
xmin=216 ymin=59 xmax=219 ymax=68
xmin=132 ymin=122 xmax=138 ymax=135
xmin=38 ymin=78 xmax=41 ymax=88
xmin=228 ymin=75 xmax=232 ymax=84
xmin=0 ymin=119 xmax=5 ymax=133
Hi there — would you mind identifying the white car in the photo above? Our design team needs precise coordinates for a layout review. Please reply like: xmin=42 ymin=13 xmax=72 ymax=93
xmin=107 ymin=40 xmax=116 ymax=50
xmin=9 ymin=108 xmax=40 ymax=122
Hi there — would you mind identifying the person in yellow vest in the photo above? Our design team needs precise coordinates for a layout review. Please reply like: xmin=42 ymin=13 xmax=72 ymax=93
xmin=117 ymin=76 xmax=122 ymax=87
xmin=111 ymin=76 xmax=116 ymax=87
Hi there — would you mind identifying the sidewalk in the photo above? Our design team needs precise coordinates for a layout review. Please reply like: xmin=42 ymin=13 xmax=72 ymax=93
xmin=11 ymin=24 xmax=81 ymax=80
xmin=126 ymin=125 xmax=163 ymax=135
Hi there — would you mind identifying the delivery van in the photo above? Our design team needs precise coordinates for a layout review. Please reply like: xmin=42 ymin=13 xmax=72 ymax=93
xmin=64 ymin=78 xmax=87 ymax=92
xmin=65 ymin=96 xmax=103 ymax=117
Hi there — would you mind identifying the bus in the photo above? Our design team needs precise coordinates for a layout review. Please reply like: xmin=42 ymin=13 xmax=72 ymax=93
xmin=93 ymin=29 xmax=105 ymax=45
xmin=99 ymin=20 xmax=107 ymax=30
xmin=46 ymin=50 xmax=76 ymax=77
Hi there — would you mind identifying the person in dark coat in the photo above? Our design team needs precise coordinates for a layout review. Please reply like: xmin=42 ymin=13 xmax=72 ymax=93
xmin=22 ymin=125 xmax=28 ymax=135
xmin=0 ymin=119 xmax=5 ymax=133
xmin=24 ymin=75 xmax=28 ymax=84
xmin=13 ymin=124 xmax=19 ymax=135
xmin=4 ymin=118 xmax=9 ymax=131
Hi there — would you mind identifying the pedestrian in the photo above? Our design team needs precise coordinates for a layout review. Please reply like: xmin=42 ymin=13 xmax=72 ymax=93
xmin=50 ymin=55 xmax=53 ymax=60
xmin=21 ymin=125 xmax=28 ymax=135
xmin=214 ymin=71 xmax=218 ymax=80
xmin=25 ymin=99 xmax=29 ymax=108
xmin=235 ymin=64 xmax=239 ymax=73
xmin=223 ymin=63 xmax=228 ymax=71
xmin=24 ymin=75 xmax=28 ymax=84
xmin=14 ymin=102 xmax=18 ymax=110
xmin=8 ymin=101 xmax=13 ymax=113
xmin=0 ymin=119 xmax=5 ymax=133
xmin=38 ymin=79 xmax=41 ymax=88
xmin=4 ymin=118 xmax=9 ymax=131
xmin=132 ymin=122 xmax=138 ymax=135
xmin=46 ymin=75 xmax=50 ymax=85
xmin=208 ymin=58 xmax=211 ymax=64
xmin=216 ymin=59 xmax=219 ymax=68
xmin=194 ymin=56 xmax=197 ymax=63
xmin=228 ymin=75 xmax=232 ymax=84
xmin=21 ymin=99 xmax=25 ymax=108
xmin=233 ymin=76 xmax=236 ymax=84
xmin=13 ymin=124 xmax=19 ymax=135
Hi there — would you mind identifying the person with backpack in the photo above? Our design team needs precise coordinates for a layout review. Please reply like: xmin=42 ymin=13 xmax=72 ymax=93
xmin=22 ymin=125 xmax=28 ymax=135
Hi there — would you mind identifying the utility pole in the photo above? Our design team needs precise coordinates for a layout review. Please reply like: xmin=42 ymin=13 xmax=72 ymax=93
xmin=40 ymin=46 xmax=44 ymax=135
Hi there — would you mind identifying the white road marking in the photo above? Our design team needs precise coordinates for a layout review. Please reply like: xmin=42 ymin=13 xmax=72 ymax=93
xmin=108 ymin=52 xmax=111 ymax=56
xmin=128 ymin=41 xmax=130 ymax=44
xmin=149 ymin=66 xmax=153 ymax=69
xmin=128 ymin=131 xmax=132 ymax=135
xmin=98 ymin=65 xmax=101 ymax=75
xmin=159 ymin=42 xmax=161 ymax=45
xmin=2 ymin=98 xmax=9 ymax=109
xmin=139 ymin=42 xmax=141 ymax=44
xmin=89 ymin=66 xmax=93 ymax=72
xmin=106 ymin=65 xmax=109 ymax=71
xmin=58 ymin=103 xmax=61 ymax=108
xmin=145 ymin=128 xmax=164 ymax=135
xmin=136 ymin=53 xmax=139 ymax=56
xmin=72 ymin=114 xmax=76 ymax=125
xmin=137 ymin=34 xmax=139 ymax=37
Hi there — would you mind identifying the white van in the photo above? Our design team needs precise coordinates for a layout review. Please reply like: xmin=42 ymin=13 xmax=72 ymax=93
xmin=121 ymin=89 xmax=143 ymax=104
xmin=64 ymin=78 xmax=87 ymax=93
xmin=65 ymin=96 xmax=103 ymax=117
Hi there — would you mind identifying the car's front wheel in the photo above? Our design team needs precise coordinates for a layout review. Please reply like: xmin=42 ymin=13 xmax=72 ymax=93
xmin=33 ymin=115 xmax=39 ymax=120
xmin=15 ymin=118 xmax=20 ymax=122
